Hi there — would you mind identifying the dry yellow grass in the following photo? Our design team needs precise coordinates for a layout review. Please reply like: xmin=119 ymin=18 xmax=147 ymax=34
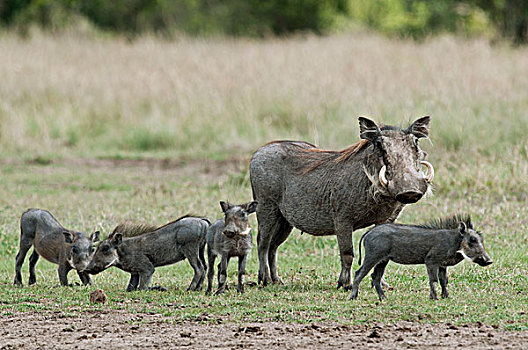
xmin=0 ymin=31 xmax=527 ymax=158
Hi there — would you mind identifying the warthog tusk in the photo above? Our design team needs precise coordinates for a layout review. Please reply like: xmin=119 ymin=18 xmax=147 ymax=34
xmin=421 ymin=161 xmax=435 ymax=183
xmin=104 ymin=257 xmax=118 ymax=269
xmin=238 ymin=227 xmax=251 ymax=237
xmin=378 ymin=165 xmax=388 ymax=188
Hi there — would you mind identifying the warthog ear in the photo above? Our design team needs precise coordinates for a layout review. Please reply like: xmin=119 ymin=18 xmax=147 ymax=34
xmin=219 ymin=201 xmax=232 ymax=213
xmin=242 ymin=201 xmax=258 ymax=214
xmin=111 ymin=233 xmax=122 ymax=246
xmin=459 ymin=222 xmax=467 ymax=236
xmin=91 ymin=231 xmax=101 ymax=243
xmin=358 ymin=116 xmax=381 ymax=142
xmin=63 ymin=231 xmax=75 ymax=244
xmin=406 ymin=116 xmax=430 ymax=139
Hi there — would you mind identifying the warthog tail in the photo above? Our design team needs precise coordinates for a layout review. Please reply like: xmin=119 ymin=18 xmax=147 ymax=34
xmin=358 ymin=228 xmax=373 ymax=266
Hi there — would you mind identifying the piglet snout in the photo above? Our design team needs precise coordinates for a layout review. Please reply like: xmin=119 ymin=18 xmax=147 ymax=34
xmin=475 ymin=255 xmax=493 ymax=267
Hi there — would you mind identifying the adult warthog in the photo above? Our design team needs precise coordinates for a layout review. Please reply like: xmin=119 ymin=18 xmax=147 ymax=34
xmin=250 ymin=116 xmax=434 ymax=289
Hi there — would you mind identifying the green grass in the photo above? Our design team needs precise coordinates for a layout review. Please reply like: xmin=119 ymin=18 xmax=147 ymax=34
xmin=0 ymin=158 xmax=526 ymax=330
xmin=0 ymin=32 xmax=527 ymax=331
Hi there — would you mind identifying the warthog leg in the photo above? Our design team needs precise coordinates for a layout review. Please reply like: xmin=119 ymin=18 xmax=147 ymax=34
xmin=58 ymin=264 xmax=72 ymax=286
xmin=350 ymin=252 xmax=383 ymax=300
xmin=371 ymin=260 xmax=389 ymax=301
xmin=28 ymin=250 xmax=40 ymax=285
xmin=186 ymin=251 xmax=205 ymax=291
xmin=426 ymin=263 xmax=440 ymax=300
xmin=77 ymin=271 xmax=92 ymax=286
xmin=237 ymin=254 xmax=248 ymax=293
xmin=215 ymin=255 xmax=230 ymax=295
xmin=268 ymin=217 xmax=293 ymax=285
xmin=257 ymin=204 xmax=291 ymax=286
xmin=137 ymin=262 xmax=155 ymax=290
xmin=198 ymin=245 xmax=207 ymax=289
xmin=256 ymin=204 xmax=278 ymax=286
xmin=439 ymin=266 xmax=449 ymax=299
xmin=14 ymin=238 xmax=34 ymax=286
xmin=336 ymin=230 xmax=354 ymax=290
xmin=206 ymin=249 xmax=217 ymax=295
xmin=127 ymin=274 xmax=139 ymax=291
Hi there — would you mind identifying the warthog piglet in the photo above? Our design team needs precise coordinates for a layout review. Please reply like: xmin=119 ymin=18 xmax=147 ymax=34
xmin=350 ymin=214 xmax=492 ymax=301
xmin=206 ymin=201 xmax=257 ymax=295
xmin=85 ymin=215 xmax=209 ymax=292
xmin=14 ymin=208 xmax=100 ymax=286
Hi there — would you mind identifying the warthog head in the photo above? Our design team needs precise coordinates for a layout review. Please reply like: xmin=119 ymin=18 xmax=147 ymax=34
xmin=360 ymin=116 xmax=434 ymax=204
xmin=83 ymin=233 xmax=122 ymax=275
xmin=457 ymin=222 xmax=493 ymax=267
xmin=63 ymin=230 xmax=100 ymax=272
xmin=220 ymin=201 xmax=258 ymax=238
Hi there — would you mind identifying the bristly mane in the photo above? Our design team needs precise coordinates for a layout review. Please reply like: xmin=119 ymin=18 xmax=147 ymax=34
xmin=418 ymin=214 xmax=473 ymax=230
xmin=289 ymin=139 xmax=370 ymax=175
xmin=110 ymin=214 xmax=208 ymax=238
xmin=287 ymin=123 xmax=401 ymax=175
xmin=111 ymin=222 xmax=159 ymax=237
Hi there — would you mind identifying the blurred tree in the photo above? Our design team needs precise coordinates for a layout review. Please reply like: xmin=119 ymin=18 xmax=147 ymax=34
xmin=0 ymin=0 xmax=32 ymax=24
xmin=0 ymin=0 xmax=526 ymax=43
xmin=472 ymin=0 xmax=528 ymax=43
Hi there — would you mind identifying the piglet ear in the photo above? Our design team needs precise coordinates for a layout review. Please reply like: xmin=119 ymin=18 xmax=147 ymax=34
xmin=91 ymin=231 xmax=101 ymax=243
xmin=358 ymin=116 xmax=381 ymax=142
xmin=63 ymin=231 xmax=74 ymax=244
xmin=406 ymin=116 xmax=430 ymax=139
xmin=112 ymin=233 xmax=122 ymax=246
xmin=219 ymin=201 xmax=231 ymax=213
xmin=245 ymin=201 xmax=258 ymax=214
xmin=459 ymin=222 xmax=467 ymax=235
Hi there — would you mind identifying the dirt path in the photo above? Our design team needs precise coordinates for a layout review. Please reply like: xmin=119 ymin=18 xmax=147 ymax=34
xmin=1 ymin=311 xmax=527 ymax=349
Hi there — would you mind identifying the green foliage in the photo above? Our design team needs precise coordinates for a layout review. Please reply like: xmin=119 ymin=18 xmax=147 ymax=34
xmin=0 ymin=0 xmax=78 ymax=32
xmin=347 ymin=0 xmax=494 ymax=39
xmin=1 ymin=0 xmax=347 ymax=36
xmin=473 ymin=0 xmax=528 ymax=44
xmin=2 ymin=0 xmax=527 ymax=43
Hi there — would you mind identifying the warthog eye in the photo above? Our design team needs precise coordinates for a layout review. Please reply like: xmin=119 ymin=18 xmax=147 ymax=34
xmin=469 ymin=236 xmax=478 ymax=244
xmin=72 ymin=247 xmax=79 ymax=254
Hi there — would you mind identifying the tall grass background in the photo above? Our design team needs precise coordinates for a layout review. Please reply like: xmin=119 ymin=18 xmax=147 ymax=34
xmin=1 ymin=31 xmax=527 ymax=159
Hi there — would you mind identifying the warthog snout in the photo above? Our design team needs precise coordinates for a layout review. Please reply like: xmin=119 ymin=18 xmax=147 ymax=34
xmin=474 ymin=255 xmax=493 ymax=267
xmin=222 ymin=222 xmax=239 ymax=237
xmin=396 ymin=191 xmax=423 ymax=204
xmin=222 ymin=229 xmax=237 ymax=238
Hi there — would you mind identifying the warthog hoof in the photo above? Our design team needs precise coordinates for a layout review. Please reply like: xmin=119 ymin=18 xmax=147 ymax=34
xmin=272 ymin=277 xmax=284 ymax=285
xmin=214 ymin=287 xmax=226 ymax=295
xmin=337 ymin=281 xmax=352 ymax=290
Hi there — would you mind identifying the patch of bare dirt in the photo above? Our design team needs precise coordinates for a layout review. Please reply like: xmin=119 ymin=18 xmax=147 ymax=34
xmin=1 ymin=311 xmax=527 ymax=349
